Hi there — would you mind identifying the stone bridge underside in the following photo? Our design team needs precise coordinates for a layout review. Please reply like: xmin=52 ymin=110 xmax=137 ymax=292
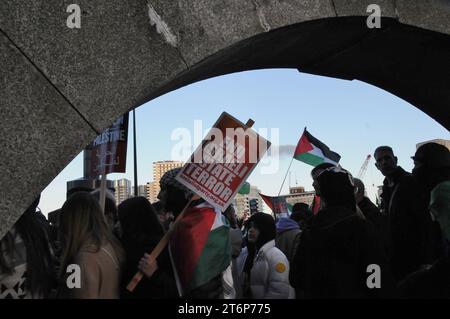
xmin=1 ymin=0 xmax=449 ymax=238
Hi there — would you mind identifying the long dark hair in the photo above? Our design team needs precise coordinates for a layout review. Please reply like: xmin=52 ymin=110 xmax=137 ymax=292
xmin=118 ymin=196 xmax=164 ymax=251
xmin=118 ymin=197 xmax=173 ymax=298
xmin=0 ymin=195 xmax=55 ymax=298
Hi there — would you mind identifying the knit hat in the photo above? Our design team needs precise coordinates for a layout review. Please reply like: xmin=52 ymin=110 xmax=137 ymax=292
xmin=159 ymin=167 xmax=193 ymax=200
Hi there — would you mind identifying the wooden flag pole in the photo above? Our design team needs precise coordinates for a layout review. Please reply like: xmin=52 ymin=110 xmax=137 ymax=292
xmin=126 ymin=195 xmax=200 ymax=292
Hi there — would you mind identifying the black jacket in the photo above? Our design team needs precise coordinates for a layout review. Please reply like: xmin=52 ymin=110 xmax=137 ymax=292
xmin=399 ymin=249 xmax=450 ymax=298
xmin=120 ymin=236 xmax=178 ymax=299
xmin=358 ymin=197 xmax=389 ymax=252
xmin=290 ymin=205 xmax=396 ymax=298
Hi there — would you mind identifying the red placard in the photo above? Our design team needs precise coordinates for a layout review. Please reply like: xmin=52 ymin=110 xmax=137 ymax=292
xmin=176 ymin=112 xmax=271 ymax=211
xmin=84 ymin=113 xmax=129 ymax=177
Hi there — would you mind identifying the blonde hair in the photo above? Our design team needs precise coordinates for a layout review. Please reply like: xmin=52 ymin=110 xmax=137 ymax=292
xmin=58 ymin=192 xmax=122 ymax=278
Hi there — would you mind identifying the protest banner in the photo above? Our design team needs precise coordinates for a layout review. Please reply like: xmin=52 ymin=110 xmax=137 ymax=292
xmin=126 ymin=112 xmax=270 ymax=293
xmin=175 ymin=112 xmax=271 ymax=211
xmin=260 ymin=193 xmax=291 ymax=217
xmin=84 ymin=113 xmax=129 ymax=211
xmin=84 ymin=113 xmax=129 ymax=178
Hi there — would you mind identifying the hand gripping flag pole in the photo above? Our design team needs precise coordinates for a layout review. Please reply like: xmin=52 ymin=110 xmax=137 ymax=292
xmin=126 ymin=194 xmax=200 ymax=292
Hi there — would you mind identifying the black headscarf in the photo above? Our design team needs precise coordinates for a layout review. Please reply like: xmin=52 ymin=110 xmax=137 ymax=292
xmin=118 ymin=196 xmax=164 ymax=252
xmin=243 ymin=213 xmax=276 ymax=274
xmin=316 ymin=166 xmax=356 ymax=212
xmin=412 ymin=143 xmax=450 ymax=194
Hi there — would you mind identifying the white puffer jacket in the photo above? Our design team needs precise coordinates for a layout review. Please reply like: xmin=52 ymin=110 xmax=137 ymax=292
xmin=237 ymin=240 xmax=295 ymax=299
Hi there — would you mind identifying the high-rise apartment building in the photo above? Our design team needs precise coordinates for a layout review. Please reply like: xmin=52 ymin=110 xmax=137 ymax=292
xmin=132 ymin=185 xmax=147 ymax=198
xmin=146 ymin=181 xmax=157 ymax=203
xmin=234 ymin=194 xmax=249 ymax=219
xmin=114 ymin=178 xmax=131 ymax=205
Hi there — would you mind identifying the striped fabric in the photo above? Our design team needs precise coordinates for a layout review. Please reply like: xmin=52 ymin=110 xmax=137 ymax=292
xmin=0 ymin=228 xmax=33 ymax=299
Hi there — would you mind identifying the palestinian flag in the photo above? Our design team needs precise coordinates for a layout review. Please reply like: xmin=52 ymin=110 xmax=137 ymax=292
xmin=169 ymin=202 xmax=230 ymax=296
xmin=294 ymin=129 xmax=341 ymax=167
xmin=260 ymin=193 xmax=291 ymax=216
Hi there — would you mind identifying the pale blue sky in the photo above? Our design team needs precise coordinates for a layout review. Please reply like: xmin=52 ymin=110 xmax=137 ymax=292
xmin=40 ymin=69 xmax=449 ymax=214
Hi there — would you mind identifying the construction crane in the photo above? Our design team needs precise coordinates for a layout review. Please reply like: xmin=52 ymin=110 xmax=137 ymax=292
xmin=357 ymin=155 xmax=372 ymax=179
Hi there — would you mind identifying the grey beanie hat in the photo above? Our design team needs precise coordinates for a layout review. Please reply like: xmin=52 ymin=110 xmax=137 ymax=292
xmin=159 ymin=167 xmax=193 ymax=200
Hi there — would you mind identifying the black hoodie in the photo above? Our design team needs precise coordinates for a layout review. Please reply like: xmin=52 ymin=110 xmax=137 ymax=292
xmin=290 ymin=205 xmax=396 ymax=298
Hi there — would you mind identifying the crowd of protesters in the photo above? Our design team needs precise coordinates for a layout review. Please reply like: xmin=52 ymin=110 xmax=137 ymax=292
xmin=0 ymin=142 xmax=449 ymax=299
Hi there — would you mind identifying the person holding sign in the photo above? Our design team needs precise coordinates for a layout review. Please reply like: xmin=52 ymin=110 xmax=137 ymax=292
xmin=119 ymin=197 xmax=178 ymax=299
xmin=132 ymin=113 xmax=269 ymax=298
xmin=138 ymin=168 xmax=232 ymax=298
